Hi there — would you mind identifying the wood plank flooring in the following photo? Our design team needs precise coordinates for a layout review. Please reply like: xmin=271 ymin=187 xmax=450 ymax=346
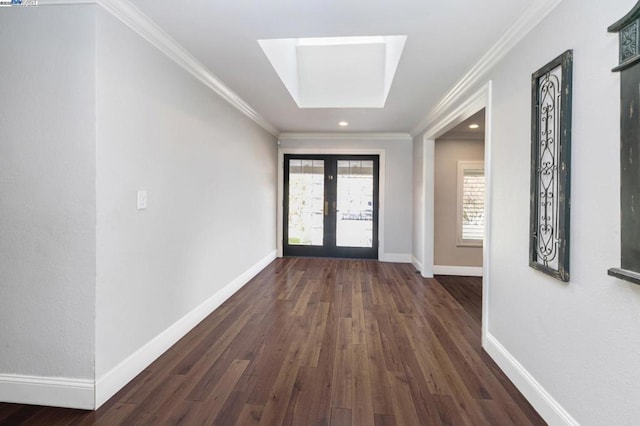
xmin=0 ymin=258 xmax=545 ymax=425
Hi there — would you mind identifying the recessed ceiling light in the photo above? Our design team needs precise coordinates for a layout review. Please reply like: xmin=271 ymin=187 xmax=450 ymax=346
xmin=469 ymin=123 xmax=479 ymax=129
xmin=339 ymin=121 xmax=349 ymax=127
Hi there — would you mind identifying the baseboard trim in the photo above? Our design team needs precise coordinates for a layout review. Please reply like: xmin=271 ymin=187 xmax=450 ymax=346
xmin=484 ymin=333 xmax=578 ymax=425
xmin=95 ymin=249 xmax=277 ymax=409
xmin=411 ymin=256 xmax=424 ymax=274
xmin=433 ymin=265 xmax=483 ymax=276
xmin=0 ymin=375 xmax=94 ymax=410
xmin=379 ymin=253 xmax=412 ymax=263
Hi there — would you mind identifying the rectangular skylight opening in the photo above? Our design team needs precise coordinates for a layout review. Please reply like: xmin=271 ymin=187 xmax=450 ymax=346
xmin=259 ymin=35 xmax=407 ymax=108
xmin=296 ymin=36 xmax=386 ymax=47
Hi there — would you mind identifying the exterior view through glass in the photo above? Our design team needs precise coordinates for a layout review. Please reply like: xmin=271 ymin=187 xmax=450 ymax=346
xmin=336 ymin=160 xmax=374 ymax=247
xmin=287 ymin=159 xmax=325 ymax=246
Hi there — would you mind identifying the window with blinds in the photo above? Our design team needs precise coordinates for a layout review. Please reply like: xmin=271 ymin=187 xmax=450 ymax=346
xmin=457 ymin=161 xmax=485 ymax=246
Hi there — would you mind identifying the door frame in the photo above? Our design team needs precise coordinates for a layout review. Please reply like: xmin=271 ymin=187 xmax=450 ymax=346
xmin=419 ymin=81 xmax=493 ymax=348
xmin=283 ymin=154 xmax=380 ymax=259
xmin=277 ymin=148 xmax=386 ymax=259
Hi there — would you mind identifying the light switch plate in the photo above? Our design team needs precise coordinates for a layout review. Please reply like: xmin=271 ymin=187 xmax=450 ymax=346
xmin=137 ymin=190 xmax=147 ymax=210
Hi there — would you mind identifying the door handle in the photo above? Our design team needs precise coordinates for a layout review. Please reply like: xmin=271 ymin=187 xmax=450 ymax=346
xmin=324 ymin=201 xmax=329 ymax=216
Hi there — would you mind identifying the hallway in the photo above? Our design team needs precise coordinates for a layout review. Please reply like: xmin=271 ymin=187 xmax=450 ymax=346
xmin=0 ymin=258 xmax=543 ymax=425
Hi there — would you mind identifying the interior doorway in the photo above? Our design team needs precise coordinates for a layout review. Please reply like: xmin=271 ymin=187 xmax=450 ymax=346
xmin=419 ymin=82 xmax=492 ymax=345
xmin=433 ymin=109 xmax=486 ymax=276
xmin=283 ymin=154 xmax=379 ymax=259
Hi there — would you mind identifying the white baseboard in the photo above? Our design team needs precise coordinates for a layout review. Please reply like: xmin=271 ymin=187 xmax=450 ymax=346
xmin=411 ymin=256 xmax=424 ymax=274
xmin=412 ymin=257 xmax=434 ymax=278
xmin=0 ymin=375 xmax=94 ymax=410
xmin=433 ymin=265 xmax=483 ymax=276
xmin=379 ymin=252 xmax=413 ymax=263
xmin=484 ymin=333 xmax=578 ymax=426
xmin=95 ymin=249 xmax=277 ymax=409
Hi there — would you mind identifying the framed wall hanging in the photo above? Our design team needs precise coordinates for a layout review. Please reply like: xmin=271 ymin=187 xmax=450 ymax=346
xmin=529 ymin=50 xmax=573 ymax=282
xmin=608 ymin=2 xmax=640 ymax=286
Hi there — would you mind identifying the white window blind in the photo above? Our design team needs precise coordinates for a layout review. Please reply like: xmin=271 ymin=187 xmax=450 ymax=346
xmin=457 ymin=161 xmax=485 ymax=246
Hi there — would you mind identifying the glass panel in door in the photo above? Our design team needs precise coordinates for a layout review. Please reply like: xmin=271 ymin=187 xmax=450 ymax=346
xmin=287 ymin=159 xmax=325 ymax=246
xmin=336 ymin=160 xmax=374 ymax=248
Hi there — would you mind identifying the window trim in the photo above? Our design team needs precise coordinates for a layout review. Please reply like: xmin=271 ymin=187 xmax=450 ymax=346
xmin=456 ymin=160 xmax=485 ymax=247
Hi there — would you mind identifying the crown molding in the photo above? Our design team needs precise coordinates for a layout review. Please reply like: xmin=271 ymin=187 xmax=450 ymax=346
xmin=411 ymin=0 xmax=564 ymax=137
xmin=278 ymin=132 xmax=413 ymax=142
xmin=38 ymin=0 xmax=279 ymax=136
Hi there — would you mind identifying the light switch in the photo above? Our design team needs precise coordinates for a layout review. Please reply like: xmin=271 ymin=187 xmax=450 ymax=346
xmin=137 ymin=190 xmax=148 ymax=210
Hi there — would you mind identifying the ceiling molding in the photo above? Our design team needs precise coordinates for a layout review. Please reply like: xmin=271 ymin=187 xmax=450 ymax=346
xmin=420 ymin=83 xmax=489 ymax=140
xmin=278 ymin=132 xmax=412 ymax=141
xmin=38 ymin=0 xmax=280 ymax=136
xmin=411 ymin=0 xmax=564 ymax=137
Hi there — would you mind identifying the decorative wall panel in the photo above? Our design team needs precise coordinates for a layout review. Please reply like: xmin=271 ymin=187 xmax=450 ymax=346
xmin=529 ymin=50 xmax=573 ymax=282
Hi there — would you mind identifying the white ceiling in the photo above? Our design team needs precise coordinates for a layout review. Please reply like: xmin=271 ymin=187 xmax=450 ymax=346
xmin=438 ymin=109 xmax=486 ymax=141
xmin=128 ymin=0 xmax=532 ymax=134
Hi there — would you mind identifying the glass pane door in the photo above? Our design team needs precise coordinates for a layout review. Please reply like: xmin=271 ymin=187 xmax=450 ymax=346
xmin=336 ymin=160 xmax=374 ymax=248
xmin=287 ymin=159 xmax=325 ymax=246
xmin=283 ymin=154 xmax=379 ymax=259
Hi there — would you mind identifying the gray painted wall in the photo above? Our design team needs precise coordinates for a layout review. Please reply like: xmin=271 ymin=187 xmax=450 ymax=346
xmin=412 ymin=139 xmax=425 ymax=268
xmin=278 ymin=137 xmax=413 ymax=258
xmin=0 ymin=7 xmax=96 ymax=379
xmin=95 ymin=9 xmax=278 ymax=377
xmin=0 ymin=4 xmax=277 ymax=391
xmin=414 ymin=0 xmax=640 ymax=423
xmin=433 ymin=138 xmax=484 ymax=267
xmin=484 ymin=2 xmax=639 ymax=422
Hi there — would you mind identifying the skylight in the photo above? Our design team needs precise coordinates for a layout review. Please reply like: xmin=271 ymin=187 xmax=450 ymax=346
xmin=258 ymin=35 xmax=407 ymax=108
xmin=296 ymin=36 xmax=386 ymax=46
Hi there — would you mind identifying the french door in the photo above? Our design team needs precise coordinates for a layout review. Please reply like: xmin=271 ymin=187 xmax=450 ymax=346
xmin=283 ymin=154 xmax=379 ymax=259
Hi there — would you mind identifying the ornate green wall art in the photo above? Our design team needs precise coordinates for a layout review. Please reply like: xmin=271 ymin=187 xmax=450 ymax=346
xmin=529 ymin=50 xmax=573 ymax=282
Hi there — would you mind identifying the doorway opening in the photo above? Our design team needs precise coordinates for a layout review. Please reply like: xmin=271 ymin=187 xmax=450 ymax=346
xmin=283 ymin=154 xmax=379 ymax=259
xmin=419 ymin=82 xmax=492 ymax=346
xmin=433 ymin=109 xmax=486 ymax=277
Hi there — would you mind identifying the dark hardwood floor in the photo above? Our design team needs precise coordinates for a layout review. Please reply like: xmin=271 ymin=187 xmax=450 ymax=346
xmin=434 ymin=275 xmax=483 ymax=326
xmin=0 ymin=258 xmax=545 ymax=425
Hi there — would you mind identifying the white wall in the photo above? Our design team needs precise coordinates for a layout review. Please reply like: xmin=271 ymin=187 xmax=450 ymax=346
xmin=95 ymin=8 xmax=278 ymax=379
xmin=412 ymin=138 xmax=425 ymax=271
xmin=0 ymin=3 xmax=277 ymax=409
xmin=416 ymin=1 xmax=640 ymax=424
xmin=278 ymin=137 xmax=413 ymax=261
xmin=0 ymin=6 xmax=96 ymax=379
